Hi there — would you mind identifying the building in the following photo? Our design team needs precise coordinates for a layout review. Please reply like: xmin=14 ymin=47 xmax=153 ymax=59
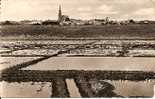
xmin=58 ymin=5 xmax=71 ymax=25
xmin=57 ymin=5 xmax=113 ymax=26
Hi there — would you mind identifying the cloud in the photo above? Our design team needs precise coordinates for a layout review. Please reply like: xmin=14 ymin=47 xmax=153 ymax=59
xmin=134 ymin=8 xmax=155 ymax=15
xmin=130 ymin=7 xmax=155 ymax=20
xmin=1 ymin=0 xmax=155 ymax=20
xmin=96 ymin=5 xmax=118 ymax=15
xmin=98 ymin=5 xmax=112 ymax=11
xmin=77 ymin=7 xmax=92 ymax=12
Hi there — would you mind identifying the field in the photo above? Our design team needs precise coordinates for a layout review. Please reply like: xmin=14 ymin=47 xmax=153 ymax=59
xmin=1 ymin=24 xmax=155 ymax=39
xmin=0 ymin=24 xmax=155 ymax=97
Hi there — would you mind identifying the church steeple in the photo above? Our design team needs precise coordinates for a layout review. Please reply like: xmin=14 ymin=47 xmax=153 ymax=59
xmin=58 ymin=5 xmax=62 ymax=22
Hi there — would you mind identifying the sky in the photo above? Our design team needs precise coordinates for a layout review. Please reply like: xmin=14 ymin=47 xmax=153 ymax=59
xmin=1 ymin=0 xmax=155 ymax=21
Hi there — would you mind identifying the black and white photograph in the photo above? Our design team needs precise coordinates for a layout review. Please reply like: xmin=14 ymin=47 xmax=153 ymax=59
xmin=0 ymin=0 xmax=155 ymax=98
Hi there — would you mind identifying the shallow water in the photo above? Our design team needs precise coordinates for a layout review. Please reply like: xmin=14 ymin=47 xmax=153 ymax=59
xmin=0 ymin=81 xmax=52 ymax=98
xmin=23 ymin=57 xmax=155 ymax=71
xmin=0 ymin=80 xmax=154 ymax=97
xmin=66 ymin=79 xmax=81 ymax=97
xmin=0 ymin=57 xmax=40 ymax=71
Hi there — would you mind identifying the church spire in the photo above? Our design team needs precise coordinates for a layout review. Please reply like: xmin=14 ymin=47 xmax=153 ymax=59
xmin=58 ymin=5 xmax=62 ymax=22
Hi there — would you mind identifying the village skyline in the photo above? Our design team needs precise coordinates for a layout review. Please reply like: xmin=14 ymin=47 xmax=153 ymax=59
xmin=1 ymin=4 xmax=155 ymax=26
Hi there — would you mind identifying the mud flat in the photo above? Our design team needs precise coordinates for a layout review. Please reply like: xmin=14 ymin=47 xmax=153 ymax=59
xmin=4 ymin=49 xmax=59 ymax=56
xmin=1 ymin=39 xmax=155 ymax=57
xmin=0 ymin=40 xmax=95 ymax=47
xmin=66 ymin=49 xmax=155 ymax=57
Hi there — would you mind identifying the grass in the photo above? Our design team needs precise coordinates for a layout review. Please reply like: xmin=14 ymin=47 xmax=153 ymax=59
xmin=1 ymin=24 xmax=155 ymax=39
xmin=2 ymin=70 xmax=154 ymax=82
xmin=74 ymin=77 xmax=122 ymax=97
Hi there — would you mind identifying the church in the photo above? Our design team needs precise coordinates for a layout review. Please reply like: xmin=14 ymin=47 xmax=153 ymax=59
xmin=57 ymin=5 xmax=93 ymax=26
xmin=58 ymin=5 xmax=71 ymax=25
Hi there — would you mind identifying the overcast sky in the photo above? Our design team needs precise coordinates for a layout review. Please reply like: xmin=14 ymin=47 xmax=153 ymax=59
xmin=1 ymin=0 xmax=155 ymax=21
